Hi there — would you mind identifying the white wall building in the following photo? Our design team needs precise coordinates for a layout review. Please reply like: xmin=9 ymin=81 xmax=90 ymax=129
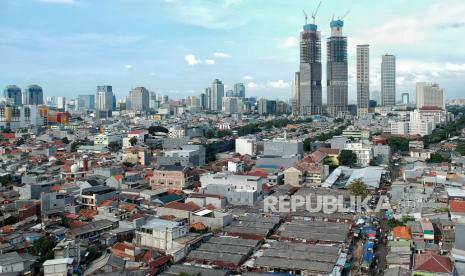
xmin=43 ymin=258 xmax=73 ymax=276
xmin=344 ymin=142 xmax=373 ymax=167
xmin=416 ymin=82 xmax=445 ymax=110
xmin=235 ymin=136 xmax=256 ymax=156
xmin=94 ymin=132 xmax=123 ymax=146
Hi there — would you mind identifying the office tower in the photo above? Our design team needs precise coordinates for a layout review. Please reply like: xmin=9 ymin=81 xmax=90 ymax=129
xmin=23 ymin=85 xmax=43 ymax=105
xmin=326 ymin=19 xmax=348 ymax=117
xmin=356 ymin=45 xmax=370 ymax=116
xmin=299 ymin=19 xmax=322 ymax=115
xmin=205 ymin=88 xmax=212 ymax=110
xmin=225 ymin=90 xmax=234 ymax=97
xmin=234 ymin=83 xmax=245 ymax=98
xmin=56 ymin=97 xmax=66 ymax=109
xmin=128 ymin=87 xmax=150 ymax=112
xmin=149 ymin=91 xmax=157 ymax=110
xmin=186 ymin=96 xmax=201 ymax=113
xmin=401 ymin=93 xmax=409 ymax=105
xmin=78 ymin=95 xmax=95 ymax=109
xmin=222 ymin=97 xmax=243 ymax=114
xmin=381 ymin=54 xmax=396 ymax=106
xmin=211 ymin=79 xmax=224 ymax=111
xmin=95 ymin=85 xmax=114 ymax=111
xmin=3 ymin=85 xmax=22 ymax=106
xmin=416 ymin=82 xmax=445 ymax=110
xmin=291 ymin=72 xmax=300 ymax=114
xmin=200 ymin=93 xmax=207 ymax=110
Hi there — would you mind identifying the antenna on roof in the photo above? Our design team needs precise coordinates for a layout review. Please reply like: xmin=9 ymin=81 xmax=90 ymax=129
xmin=312 ymin=1 xmax=322 ymax=24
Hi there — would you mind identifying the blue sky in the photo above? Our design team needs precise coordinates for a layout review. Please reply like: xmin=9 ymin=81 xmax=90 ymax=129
xmin=1 ymin=0 xmax=465 ymax=102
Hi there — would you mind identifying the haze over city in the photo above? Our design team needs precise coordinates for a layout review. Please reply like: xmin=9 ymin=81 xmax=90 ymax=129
xmin=2 ymin=0 xmax=465 ymax=101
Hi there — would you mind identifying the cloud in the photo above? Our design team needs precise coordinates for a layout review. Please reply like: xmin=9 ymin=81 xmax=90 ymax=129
xmin=247 ymin=82 xmax=258 ymax=89
xmin=149 ymin=72 xmax=156 ymax=76
xmin=38 ymin=0 xmax=75 ymax=4
xmin=124 ymin=64 xmax=132 ymax=69
xmin=243 ymin=75 xmax=254 ymax=81
xmin=281 ymin=36 xmax=298 ymax=48
xmin=184 ymin=54 xmax=201 ymax=65
xmin=267 ymin=80 xmax=290 ymax=88
xmin=204 ymin=59 xmax=216 ymax=65
xmin=164 ymin=0 xmax=246 ymax=29
xmin=213 ymin=52 xmax=231 ymax=58
xmin=446 ymin=63 xmax=465 ymax=71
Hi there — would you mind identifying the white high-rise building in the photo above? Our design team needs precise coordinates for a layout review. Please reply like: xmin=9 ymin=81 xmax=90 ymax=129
xmin=222 ymin=97 xmax=243 ymax=114
xmin=381 ymin=54 xmax=396 ymax=106
xmin=291 ymin=72 xmax=300 ymax=114
xmin=129 ymin=87 xmax=150 ymax=112
xmin=95 ymin=86 xmax=114 ymax=111
xmin=356 ymin=45 xmax=370 ymax=116
xmin=416 ymin=82 xmax=444 ymax=110
xmin=56 ymin=96 xmax=66 ymax=109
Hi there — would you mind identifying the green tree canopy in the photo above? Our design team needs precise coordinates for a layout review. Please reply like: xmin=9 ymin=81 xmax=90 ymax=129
xmin=148 ymin=125 xmax=169 ymax=135
xmin=338 ymin=150 xmax=357 ymax=167
xmin=129 ymin=136 xmax=138 ymax=146
xmin=347 ymin=178 xmax=369 ymax=199
xmin=31 ymin=236 xmax=56 ymax=261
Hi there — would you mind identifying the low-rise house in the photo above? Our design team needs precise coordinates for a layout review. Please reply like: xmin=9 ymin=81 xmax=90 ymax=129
xmin=43 ymin=258 xmax=73 ymax=276
xmin=283 ymin=166 xmax=304 ymax=186
xmin=150 ymin=165 xmax=191 ymax=191
xmin=412 ymin=253 xmax=453 ymax=276
xmin=186 ymin=193 xmax=226 ymax=209
xmin=156 ymin=201 xmax=201 ymax=220
xmin=81 ymin=186 xmax=117 ymax=210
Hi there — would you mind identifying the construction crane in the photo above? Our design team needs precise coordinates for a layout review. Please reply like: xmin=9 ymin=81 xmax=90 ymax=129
xmin=302 ymin=10 xmax=308 ymax=25
xmin=340 ymin=10 xmax=350 ymax=20
xmin=311 ymin=1 xmax=322 ymax=24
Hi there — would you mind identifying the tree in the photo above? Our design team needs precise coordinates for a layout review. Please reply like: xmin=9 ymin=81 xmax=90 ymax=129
xmin=61 ymin=137 xmax=70 ymax=144
xmin=31 ymin=236 xmax=56 ymax=261
xmin=15 ymin=138 xmax=25 ymax=146
xmin=108 ymin=141 xmax=121 ymax=152
xmin=426 ymin=152 xmax=449 ymax=163
xmin=205 ymin=129 xmax=215 ymax=139
xmin=388 ymin=136 xmax=409 ymax=153
xmin=129 ymin=137 xmax=138 ymax=146
xmin=347 ymin=178 xmax=369 ymax=199
xmin=338 ymin=150 xmax=357 ymax=167
xmin=323 ymin=156 xmax=338 ymax=172
xmin=148 ymin=125 xmax=168 ymax=135
xmin=70 ymin=141 xmax=83 ymax=152
xmin=0 ymin=174 xmax=11 ymax=186
xmin=456 ymin=142 xmax=465 ymax=156
xmin=303 ymin=138 xmax=313 ymax=152
xmin=217 ymin=129 xmax=232 ymax=138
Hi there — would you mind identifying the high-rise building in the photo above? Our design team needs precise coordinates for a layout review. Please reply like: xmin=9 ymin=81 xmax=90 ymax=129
xmin=326 ymin=19 xmax=348 ymax=117
xmin=381 ymin=54 xmax=396 ymax=106
xmin=186 ymin=96 xmax=201 ymax=113
xmin=95 ymin=85 xmax=114 ymax=111
xmin=291 ymin=72 xmax=300 ymax=114
xmin=129 ymin=87 xmax=150 ymax=112
xmin=149 ymin=92 xmax=158 ymax=110
xmin=3 ymin=85 xmax=22 ymax=106
xmin=356 ymin=45 xmax=370 ymax=116
xmin=56 ymin=96 xmax=66 ymax=109
xmin=205 ymin=88 xmax=212 ymax=110
xmin=200 ymin=93 xmax=207 ymax=110
xmin=416 ymin=82 xmax=444 ymax=110
xmin=78 ymin=95 xmax=95 ymax=110
xmin=222 ymin=97 xmax=243 ymax=114
xmin=225 ymin=90 xmax=234 ymax=97
xmin=299 ymin=20 xmax=322 ymax=115
xmin=401 ymin=93 xmax=409 ymax=105
xmin=23 ymin=85 xmax=43 ymax=105
xmin=258 ymin=98 xmax=276 ymax=115
xmin=234 ymin=83 xmax=245 ymax=98
xmin=211 ymin=79 xmax=224 ymax=111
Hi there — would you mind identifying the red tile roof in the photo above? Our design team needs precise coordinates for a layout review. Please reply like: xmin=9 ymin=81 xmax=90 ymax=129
xmin=392 ymin=226 xmax=412 ymax=240
xmin=164 ymin=201 xmax=200 ymax=212
xmin=414 ymin=253 xmax=452 ymax=274
xmin=450 ymin=200 xmax=465 ymax=213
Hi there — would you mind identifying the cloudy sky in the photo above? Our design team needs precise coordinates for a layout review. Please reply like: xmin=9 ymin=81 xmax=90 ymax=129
xmin=1 ymin=0 xmax=465 ymax=102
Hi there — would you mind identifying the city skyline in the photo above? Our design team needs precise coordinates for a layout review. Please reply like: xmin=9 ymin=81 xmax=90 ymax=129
xmin=1 ymin=0 xmax=465 ymax=101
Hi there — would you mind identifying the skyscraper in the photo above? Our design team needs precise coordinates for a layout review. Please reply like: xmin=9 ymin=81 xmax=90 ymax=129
xmin=381 ymin=54 xmax=396 ymax=106
xmin=401 ymin=93 xmax=409 ymax=105
xmin=129 ymin=87 xmax=150 ymax=112
xmin=356 ymin=45 xmax=370 ymax=116
xmin=3 ymin=85 xmax=22 ymax=106
xmin=23 ymin=85 xmax=43 ymax=105
xmin=416 ymin=82 xmax=444 ymax=110
xmin=234 ymin=83 xmax=245 ymax=98
xmin=291 ymin=72 xmax=300 ymax=114
xmin=299 ymin=20 xmax=322 ymax=115
xmin=200 ymin=93 xmax=207 ymax=110
xmin=56 ymin=96 xmax=66 ymax=109
xmin=211 ymin=79 xmax=224 ymax=112
xmin=326 ymin=19 xmax=348 ymax=117
xmin=205 ymin=88 xmax=212 ymax=110
xmin=95 ymin=85 xmax=114 ymax=111
xmin=78 ymin=94 xmax=95 ymax=110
